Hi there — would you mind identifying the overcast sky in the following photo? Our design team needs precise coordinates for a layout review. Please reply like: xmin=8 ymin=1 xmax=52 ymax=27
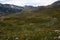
xmin=0 ymin=0 xmax=57 ymax=6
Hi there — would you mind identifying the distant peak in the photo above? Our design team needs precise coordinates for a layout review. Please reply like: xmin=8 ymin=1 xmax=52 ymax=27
xmin=58 ymin=0 xmax=60 ymax=1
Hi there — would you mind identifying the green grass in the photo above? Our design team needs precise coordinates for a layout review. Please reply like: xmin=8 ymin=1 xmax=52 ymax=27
xmin=0 ymin=8 xmax=60 ymax=40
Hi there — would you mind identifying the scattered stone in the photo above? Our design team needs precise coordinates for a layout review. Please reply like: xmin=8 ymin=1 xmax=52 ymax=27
xmin=54 ymin=30 xmax=60 ymax=32
xmin=15 ymin=37 xmax=19 ymax=40
xmin=58 ymin=36 xmax=60 ymax=39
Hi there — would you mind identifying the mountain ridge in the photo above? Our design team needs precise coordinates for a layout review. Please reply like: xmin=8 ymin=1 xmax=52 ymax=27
xmin=0 ymin=1 xmax=60 ymax=16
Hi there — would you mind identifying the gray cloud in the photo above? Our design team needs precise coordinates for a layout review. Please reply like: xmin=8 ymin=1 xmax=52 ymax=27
xmin=0 ymin=0 xmax=57 ymax=6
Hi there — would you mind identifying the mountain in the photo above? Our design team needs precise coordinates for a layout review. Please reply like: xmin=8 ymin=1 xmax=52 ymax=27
xmin=0 ymin=0 xmax=59 ymax=16
xmin=48 ymin=1 xmax=60 ymax=9
xmin=29 ymin=1 xmax=60 ymax=13
xmin=0 ymin=3 xmax=35 ymax=16
xmin=0 ymin=3 xmax=24 ymax=16
xmin=23 ymin=5 xmax=34 ymax=9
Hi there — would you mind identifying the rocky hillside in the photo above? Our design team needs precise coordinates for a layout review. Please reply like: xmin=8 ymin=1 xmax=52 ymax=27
xmin=0 ymin=3 xmax=34 ymax=16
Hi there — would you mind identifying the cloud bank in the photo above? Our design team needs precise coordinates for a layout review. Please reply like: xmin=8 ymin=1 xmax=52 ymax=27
xmin=0 ymin=0 xmax=57 ymax=6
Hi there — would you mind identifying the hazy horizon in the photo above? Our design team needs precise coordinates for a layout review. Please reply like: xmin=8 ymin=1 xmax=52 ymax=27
xmin=0 ymin=0 xmax=58 ymax=6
